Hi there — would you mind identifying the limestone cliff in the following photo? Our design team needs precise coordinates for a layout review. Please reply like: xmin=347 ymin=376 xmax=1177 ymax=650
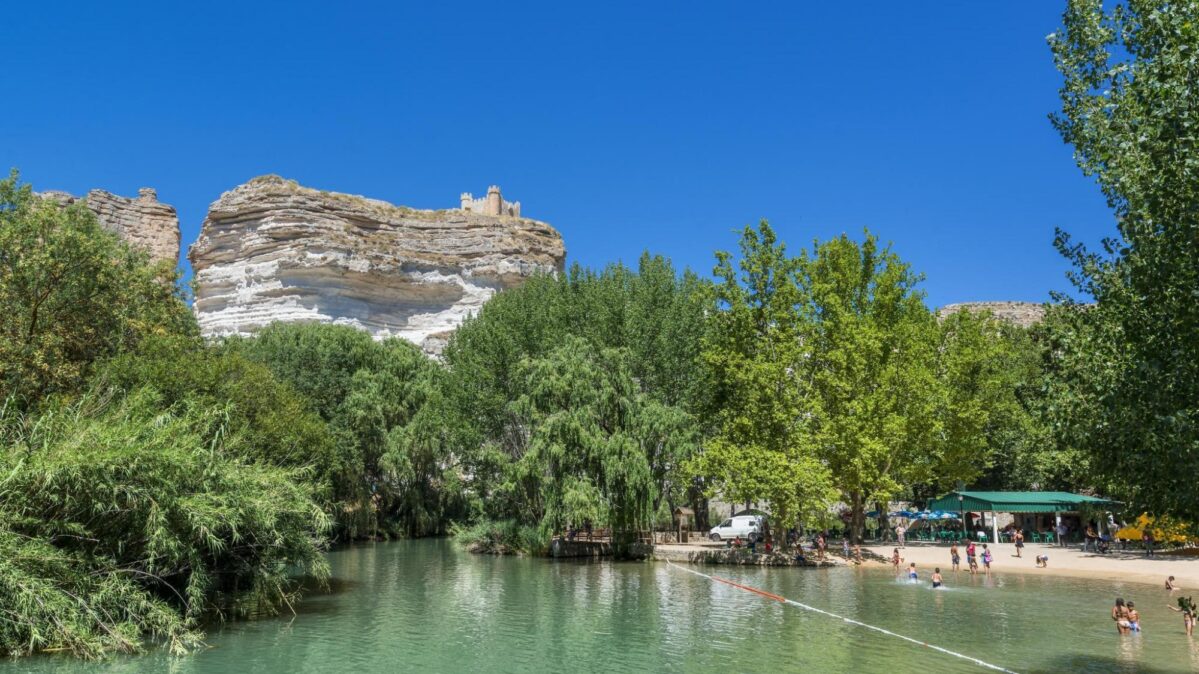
xmin=938 ymin=301 xmax=1046 ymax=328
xmin=188 ymin=176 xmax=566 ymax=353
xmin=40 ymin=187 xmax=181 ymax=265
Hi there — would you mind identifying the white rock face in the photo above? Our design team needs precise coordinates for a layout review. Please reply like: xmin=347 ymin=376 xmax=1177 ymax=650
xmin=188 ymin=176 xmax=566 ymax=353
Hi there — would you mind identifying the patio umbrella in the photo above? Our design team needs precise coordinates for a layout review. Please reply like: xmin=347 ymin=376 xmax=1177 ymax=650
xmin=888 ymin=511 xmax=915 ymax=519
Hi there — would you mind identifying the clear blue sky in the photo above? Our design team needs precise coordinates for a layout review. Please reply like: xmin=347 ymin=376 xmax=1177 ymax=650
xmin=2 ymin=1 xmax=1112 ymax=307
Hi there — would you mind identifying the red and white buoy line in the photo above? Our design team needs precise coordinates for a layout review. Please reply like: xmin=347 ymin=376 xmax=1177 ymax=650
xmin=665 ymin=560 xmax=1020 ymax=674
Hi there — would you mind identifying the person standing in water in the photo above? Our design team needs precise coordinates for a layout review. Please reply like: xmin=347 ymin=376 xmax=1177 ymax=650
xmin=908 ymin=562 xmax=918 ymax=581
xmin=1112 ymin=598 xmax=1132 ymax=635
xmin=1127 ymin=602 xmax=1141 ymax=632
xmin=950 ymin=542 xmax=961 ymax=572
xmin=891 ymin=548 xmax=903 ymax=574
xmin=981 ymin=544 xmax=993 ymax=576
xmin=931 ymin=568 xmax=944 ymax=588
xmin=1168 ymin=596 xmax=1196 ymax=636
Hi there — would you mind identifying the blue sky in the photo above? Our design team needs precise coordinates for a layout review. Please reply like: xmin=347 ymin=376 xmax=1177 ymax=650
xmin=2 ymin=2 xmax=1111 ymax=307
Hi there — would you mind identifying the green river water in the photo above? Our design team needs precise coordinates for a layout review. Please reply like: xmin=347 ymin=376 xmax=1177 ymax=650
xmin=8 ymin=539 xmax=1198 ymax=673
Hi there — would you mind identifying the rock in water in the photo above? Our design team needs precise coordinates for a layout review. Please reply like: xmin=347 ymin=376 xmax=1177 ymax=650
xmin=39 ymin=187 xmax=181 ymax=266
xmin=188 ymin=176 xmax=566 ymax=353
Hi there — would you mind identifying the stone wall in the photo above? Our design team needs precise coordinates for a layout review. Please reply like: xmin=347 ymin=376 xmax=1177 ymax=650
xmin=459 ymin=185 xmax=520 ymax=217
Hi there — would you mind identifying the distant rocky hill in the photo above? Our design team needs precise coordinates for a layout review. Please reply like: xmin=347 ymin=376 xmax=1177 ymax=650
xmin=938 ymin=301 xmax=1046 ymax=327
xmin=188 ymin=176 xmax=566 ymax=353
xmin=39 ymin=187 xmax=180 ymax=266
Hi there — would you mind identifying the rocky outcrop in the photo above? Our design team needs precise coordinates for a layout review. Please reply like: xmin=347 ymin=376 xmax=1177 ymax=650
xmin=39 ymin=187 xmax=181 ymax=265
xmin=188 ymin=176 xmax=566 ymax=353
xmin=938 ymin=301 xmax=1046 ymax=328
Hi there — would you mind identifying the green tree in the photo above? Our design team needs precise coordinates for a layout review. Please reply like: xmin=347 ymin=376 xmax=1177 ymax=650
xmin=691 ymin=221 xmax=838 ymax=538
xmin=1047 ymin=0 xmax=1199 ymax=516
xmin=96 ymin=335 xmax=348 ymax=513
xmin=0 ymin=389 xmax=329 ymax=658
xmin=503 ymin=338 xmax=684 ymax=553
xmin=232 ymin=323 xmax=461 ymax=538
xmin=0 ymin=171 xmax=193 ymax=406
xmin=798 ymin=232 xmax=941 ymax=541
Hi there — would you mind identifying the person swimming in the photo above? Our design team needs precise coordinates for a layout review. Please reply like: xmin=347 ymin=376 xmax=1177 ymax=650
xmin=931 ymin=567 xmax=943 ymax=588
xmin=1127 ymin=602 xmax=1141 ymax=632
xmin=908 ymin=562 xmax=918 ymax=581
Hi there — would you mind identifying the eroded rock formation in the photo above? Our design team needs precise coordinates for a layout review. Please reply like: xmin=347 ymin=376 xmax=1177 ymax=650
xmin=938 ymin=301 xmax=1046 ymax=328
xmin=39 ymin=187 xmax=181 ymax=265
xmin=188 ymin=176 xmax=566 ymax=353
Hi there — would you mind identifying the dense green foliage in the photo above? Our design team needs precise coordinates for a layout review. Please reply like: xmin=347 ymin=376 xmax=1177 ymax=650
xmin=0 ymin=390 xmax=329 ymax=658
xmin=230 ymin=323 xmax=466 ymax=538
xmin=97 ymin=335 xmax=348 ymax=510
xmin=692 ymin=223 xmax=1035 ymax=541
xmin=441 ymin=255 xmax=709 ymax=551
xmin=1047 ymin=0 xmax=1199 ymax=517
xmin=0 ymin=173 xmax=331 ymax=658
xmin=0 ymin=171 xmax=193 ymax=408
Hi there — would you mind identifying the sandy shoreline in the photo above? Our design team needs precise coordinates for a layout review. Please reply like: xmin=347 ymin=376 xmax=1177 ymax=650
xmin=859 ymin=541 xmax=1199 ymax=589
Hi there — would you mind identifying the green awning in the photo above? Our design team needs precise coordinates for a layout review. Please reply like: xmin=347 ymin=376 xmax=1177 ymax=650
xmin=927 ymin=491 xmax=1119 ymax=514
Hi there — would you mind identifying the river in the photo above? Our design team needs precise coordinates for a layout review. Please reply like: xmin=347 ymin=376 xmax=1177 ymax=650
xmin=9 ymin=539 xmax=1198 ymax=673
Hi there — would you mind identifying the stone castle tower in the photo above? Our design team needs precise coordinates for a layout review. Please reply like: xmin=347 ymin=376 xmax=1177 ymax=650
xmin=459 ymin=185 xmax=521 ymax=217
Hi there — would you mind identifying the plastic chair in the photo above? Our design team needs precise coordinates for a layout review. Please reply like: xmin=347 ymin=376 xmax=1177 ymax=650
xmin=1042 ymin=531 xmax=1055 ymax=544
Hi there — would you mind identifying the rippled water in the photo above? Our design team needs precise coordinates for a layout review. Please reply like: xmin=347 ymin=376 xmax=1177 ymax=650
xmin=10 ymin=539 xmax=1199 ymax=673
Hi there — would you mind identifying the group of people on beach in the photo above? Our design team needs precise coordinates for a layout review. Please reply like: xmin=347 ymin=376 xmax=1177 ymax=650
xmin=890 ymin=540 xmax=993 ymax=586
xmin=945 ymin=540 xmax=993 ymax=575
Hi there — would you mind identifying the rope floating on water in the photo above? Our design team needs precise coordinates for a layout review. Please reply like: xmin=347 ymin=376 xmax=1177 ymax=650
xmin=665 ymin=560 xmax=1020 ymax=674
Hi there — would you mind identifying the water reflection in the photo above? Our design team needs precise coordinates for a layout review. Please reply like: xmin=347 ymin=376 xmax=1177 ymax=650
xmin=10 ymin=540 xmax=1198 ymax=674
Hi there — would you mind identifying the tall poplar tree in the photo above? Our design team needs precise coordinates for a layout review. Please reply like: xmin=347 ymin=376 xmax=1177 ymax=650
xmin=1048 ymin=0 xmax=1199 ymax=516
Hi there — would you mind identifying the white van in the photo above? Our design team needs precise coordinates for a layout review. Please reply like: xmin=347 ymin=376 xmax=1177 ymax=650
xmin=708 ymin=515 xmax=763 ymax=542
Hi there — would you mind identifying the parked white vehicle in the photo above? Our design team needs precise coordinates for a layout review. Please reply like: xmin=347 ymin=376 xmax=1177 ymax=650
xmin=708 ymin=515 xmax=763 ymax=542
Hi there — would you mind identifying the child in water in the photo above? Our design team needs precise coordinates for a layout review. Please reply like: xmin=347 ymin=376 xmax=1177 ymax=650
xmin=981 ymin=545 xmax=993 ymax=575
xmin=1127 ymin=602 xmax=1141 ymax=632
xmin=908 ymin=562 xmax=918 ymax=581
xmin=891 ymin=548 xmax=903 ymax=573
xmin=931 ymin=568 xmax=944 ymax=588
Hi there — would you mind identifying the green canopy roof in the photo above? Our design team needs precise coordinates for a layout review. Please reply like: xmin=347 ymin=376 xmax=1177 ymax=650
xmin=927 ymin=491 xmax=1119 ymax=514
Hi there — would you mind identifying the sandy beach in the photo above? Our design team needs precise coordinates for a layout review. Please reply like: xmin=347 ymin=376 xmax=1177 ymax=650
xmin=861 ymin=540 xmax=1199 ymax=588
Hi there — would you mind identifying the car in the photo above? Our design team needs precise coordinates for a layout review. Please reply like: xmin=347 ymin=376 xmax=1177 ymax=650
xmin=709 ymin=515 xmax=763 ymax=542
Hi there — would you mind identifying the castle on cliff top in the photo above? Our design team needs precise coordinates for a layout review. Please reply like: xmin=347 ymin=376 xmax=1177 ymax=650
xmin=459 ymin=185 xmax=521 ymax=217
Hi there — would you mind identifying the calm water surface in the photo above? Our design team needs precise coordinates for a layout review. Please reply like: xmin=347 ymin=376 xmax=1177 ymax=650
xmin=9 ymin=539 xmax=1198 ymax=673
